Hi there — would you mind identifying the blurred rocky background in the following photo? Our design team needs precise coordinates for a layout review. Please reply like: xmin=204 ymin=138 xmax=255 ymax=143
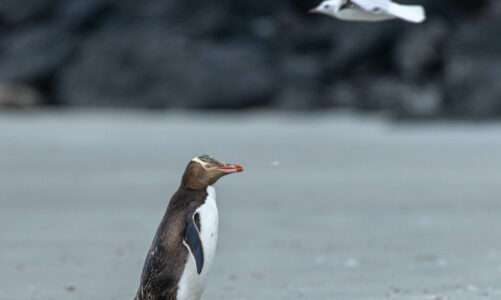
xmin=0 ymin=0 xmax=499 ymax=119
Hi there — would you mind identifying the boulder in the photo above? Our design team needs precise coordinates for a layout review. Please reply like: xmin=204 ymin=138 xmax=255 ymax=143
xmin=0 ymin=24 xmax=76 ymax=82
xmin=111 ymin=1 xmax=234 ymax=38
xmin=0 ymin=0 xmax=57 ymax=25
xmin=0 ymin=0 xmax=496 ymax=116
xmin=324 ymin=22 xmax=404 ymax=76
xmin=323 ymin=76 xmax=443 ymax=118
xmin=0 ymin=82 xmax=43 ymax=108
xmin=322 ymin=81 xmax=359 ymax=109
xmin=55 ymin=0 xmax=112 ymax=32
xmin=279 ymin=53 xmax=322 ymax=85
xmin=394 ymin=20 xmax=449 ymax=81
xmin=397 ymin=0 xmax=489 ymax=19
xmin=445 ymin=57 xmax=501 ymax=118
xmin=58 ymin=24 xmax=277 ymax=109
xmin=444 ymin=18 xmax=501 ymax=118
xmin=273 ymin=84 xmax=322 ymax=110
xmin=272 ymin=53 xmax=324 ymax=110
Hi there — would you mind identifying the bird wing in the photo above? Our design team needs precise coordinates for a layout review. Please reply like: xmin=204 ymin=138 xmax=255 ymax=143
xmin=351 ymin=0 xmax=426 ymax=23
xmin=183 ymin=212 xmax=204 ymax=274
xmin=350 ymin=0 xmax=391 ymax=12
xmin=385 ymin=2 xmax=425 ymax=23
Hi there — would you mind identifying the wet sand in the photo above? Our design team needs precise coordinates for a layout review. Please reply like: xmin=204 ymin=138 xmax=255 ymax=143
xmin=1 ymin=111 xmax=501 ymax=300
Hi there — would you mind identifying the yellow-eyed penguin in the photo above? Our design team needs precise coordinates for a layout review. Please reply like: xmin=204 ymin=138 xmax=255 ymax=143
xmin=134 ymin=155 xmax=244 ymax=300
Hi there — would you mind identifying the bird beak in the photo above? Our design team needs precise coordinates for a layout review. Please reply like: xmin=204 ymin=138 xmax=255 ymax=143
xmin=217 ymin=163 xmax=244 ymax=174
xmin=309 ymin=7 xmax=321 ymax=14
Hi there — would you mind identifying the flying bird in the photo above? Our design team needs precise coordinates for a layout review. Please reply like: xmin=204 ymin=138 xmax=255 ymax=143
xmin=310 ymin=0 xmax=426 ymax=23
xmin=134 ymin=155 xmax=244 ymax=300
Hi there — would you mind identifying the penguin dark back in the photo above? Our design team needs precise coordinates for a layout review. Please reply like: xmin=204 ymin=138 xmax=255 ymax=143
xmin=134 ymin=155 xmax=243 ymax=300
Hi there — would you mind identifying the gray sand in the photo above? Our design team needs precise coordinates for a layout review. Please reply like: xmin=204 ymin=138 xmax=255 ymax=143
xmin=1 ymin=112 xmax=501 ymax=300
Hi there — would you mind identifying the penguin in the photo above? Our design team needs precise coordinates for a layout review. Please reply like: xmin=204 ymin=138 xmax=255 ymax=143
xmin=134 ymin=155 xmax=244 ymax=300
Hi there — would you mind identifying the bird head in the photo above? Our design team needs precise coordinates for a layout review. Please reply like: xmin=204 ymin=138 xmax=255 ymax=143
xmin=310 ymin=0 xmax=345 ymax=16
xmin=182 ymin=155 xmax=244 ymax=189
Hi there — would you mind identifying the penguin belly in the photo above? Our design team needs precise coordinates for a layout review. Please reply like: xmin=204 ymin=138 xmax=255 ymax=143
xmin=177 ymin=186 xmax=219 ymax=300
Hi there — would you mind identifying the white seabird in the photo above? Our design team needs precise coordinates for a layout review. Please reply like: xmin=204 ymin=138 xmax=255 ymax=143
xmin=310 ymin=0 xmax=426 ymax=23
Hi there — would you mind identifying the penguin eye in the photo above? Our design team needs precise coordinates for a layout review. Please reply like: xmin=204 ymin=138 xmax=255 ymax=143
xmin=324 ymin=4 xmax=330 ymax=9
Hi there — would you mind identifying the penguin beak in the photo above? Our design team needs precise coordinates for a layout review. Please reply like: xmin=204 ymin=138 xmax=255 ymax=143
xmin=217 ymin=163 xmax=244 ymax=174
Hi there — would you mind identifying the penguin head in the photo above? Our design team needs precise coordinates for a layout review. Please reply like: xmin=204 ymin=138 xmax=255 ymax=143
xmin=182 ymin=155 xmax=244 ymax=189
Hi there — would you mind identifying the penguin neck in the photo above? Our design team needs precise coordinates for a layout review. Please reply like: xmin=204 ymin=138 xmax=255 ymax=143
xmin=180 ymin=184 xmax=215 ymax=194
xmin=169 ymin=185 xmax=211 ymax=212
xmin=181 ymin=182 xmax=209 ymax=191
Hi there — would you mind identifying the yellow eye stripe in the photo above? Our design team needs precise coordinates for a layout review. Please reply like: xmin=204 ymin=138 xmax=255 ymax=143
xmin=191 ymin=157 xmax=208 ymax=167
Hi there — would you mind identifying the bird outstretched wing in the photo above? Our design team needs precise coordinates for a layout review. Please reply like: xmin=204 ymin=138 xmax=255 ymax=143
xmin=351 ymin=0 xmax=425 ymax=23
xmin=350 ymin=0 xmax=391 ymax=12
xmin=183 ymin=212 xmax=204 ymax=274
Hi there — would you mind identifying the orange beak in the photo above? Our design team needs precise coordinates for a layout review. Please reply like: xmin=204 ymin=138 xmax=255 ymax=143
xmin=217 ymin=163 xmax=244 ymax=174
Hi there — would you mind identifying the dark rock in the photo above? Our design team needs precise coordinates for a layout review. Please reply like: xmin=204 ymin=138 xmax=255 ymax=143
xmin=111 ymin=1 xmax=242 ymax=40
xmin=58 ymin=24 xmax=277 ymax=109
xmin=55 ymin=0 xmax=112 ymax=32
xmin=487 ymin=1 xmax=501 ymax=18
xmin=0 ymin=83 xmax=43 ymax=108
xmin=324 ymin=77 xmax=442 ymax=118
xmin=324 ymin=22 xmax=404 ymax=76
xmin=394 ymin=20 xmax=449 ymax=81
xmin=272 ymin=54 xmax=322 ymax=110
xmin=322 ymin=81 xmax=359 ymax=108
xmin=0 ymin=0 xmax=495 ymax=117
xmin=272 ymin=52 xmax=323 ymax=110
xmin=273 ymin=84 xmax=321 ymax=110
xmin=439 ymin=0 xmax=490 ymax=17
xmin=398 ymin=0 xmax=489 ymax=19
xmin=444 ymin=18 xmax=501 ymax=118
xmin=364 ymin=78 xmax=442 ymax=118
xmin=289 ymin=0 xmax=321 ymax=12
xmin=0 ymin=0 xmax=57 ymax=25
xmin=0 ymin=24 xmax=76 ymax=82
xmin=445 ymin=57 xmax=501 ymax=118
xmin=387 ymin=81 xmax=443 ymax=119
xmin=279 ymin=54 xmax=322 ymax=84
xmin=110 ymin=0 xmax=183 ymax=19
xmin=447 ymin=18 xmax=501 ymax=58
xmin=221 ymin=0 xmax=287 ymax=18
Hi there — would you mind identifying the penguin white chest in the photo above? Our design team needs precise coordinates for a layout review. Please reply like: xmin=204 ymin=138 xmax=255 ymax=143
xmin=177 ymin=186 xmax=219 ymax=300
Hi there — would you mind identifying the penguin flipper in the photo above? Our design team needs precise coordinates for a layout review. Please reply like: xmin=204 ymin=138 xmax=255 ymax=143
xmin=184 ymin=212 xmax=204 ymax=274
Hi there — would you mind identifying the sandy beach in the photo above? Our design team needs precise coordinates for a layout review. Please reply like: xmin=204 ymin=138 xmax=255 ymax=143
xmin=1 ymin=111 xmax=501 ymax=300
